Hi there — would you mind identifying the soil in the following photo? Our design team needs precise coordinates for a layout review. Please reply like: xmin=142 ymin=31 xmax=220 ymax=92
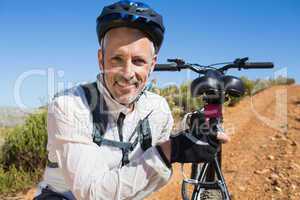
xmin=8 ymin=85 xmax=300 ymax=200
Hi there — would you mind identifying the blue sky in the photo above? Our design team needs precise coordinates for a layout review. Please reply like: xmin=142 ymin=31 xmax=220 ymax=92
xmin=1 ymin=0 xmax=299 ymax=108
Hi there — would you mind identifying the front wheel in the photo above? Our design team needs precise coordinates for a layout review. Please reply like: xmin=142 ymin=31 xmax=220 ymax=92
xmin=190 ymin=163 xmax=222 ymax=200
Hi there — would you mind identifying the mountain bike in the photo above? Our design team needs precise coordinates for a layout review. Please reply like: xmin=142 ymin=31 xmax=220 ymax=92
xmin=154 ymin=57 xmax=274 ymax=200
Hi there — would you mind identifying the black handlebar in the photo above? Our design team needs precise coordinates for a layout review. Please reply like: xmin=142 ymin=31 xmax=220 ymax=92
xmin=154 ymin=64 xmax=181 ymax=71
xmin=154 ymin=57 xmax=274 ymax=73
xmin=243 ymin=62 xmax=274 ymax=69
xmin=219 ymin=62 xmax=274 ymax=71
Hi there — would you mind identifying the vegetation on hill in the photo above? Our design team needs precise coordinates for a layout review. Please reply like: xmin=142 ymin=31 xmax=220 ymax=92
xmin=0 ymin=111 xmax=47 ymax=195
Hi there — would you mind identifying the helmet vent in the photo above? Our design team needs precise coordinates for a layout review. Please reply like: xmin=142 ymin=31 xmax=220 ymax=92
xmin=122 ymin=5 xmax=130 ymax=11
xmin=136 ymin=7 xmax=148 ymax=13
xmin=108 ymin=5 xmax=116 ymax=10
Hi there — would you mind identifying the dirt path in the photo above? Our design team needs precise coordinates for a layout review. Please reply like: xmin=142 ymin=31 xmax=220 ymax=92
xmin=146 ymin=85 xmax=300 ymax=200
xmin=15 ymin=85 xmax=300 ymax=200
xmin=221 ymin=85 xmax=300 ymax=200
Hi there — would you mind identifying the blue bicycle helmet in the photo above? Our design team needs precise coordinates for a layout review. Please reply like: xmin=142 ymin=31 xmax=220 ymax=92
xmin=96 ymin=0 xmax=165 ymax=53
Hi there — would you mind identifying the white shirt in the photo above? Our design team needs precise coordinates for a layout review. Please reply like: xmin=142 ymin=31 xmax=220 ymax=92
xmin=37 ymin=75 xmax=174 ymax=200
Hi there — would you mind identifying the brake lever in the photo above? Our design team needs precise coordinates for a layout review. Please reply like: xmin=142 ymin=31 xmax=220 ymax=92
xmin=167 ymin=58 xmax=185 ymax=66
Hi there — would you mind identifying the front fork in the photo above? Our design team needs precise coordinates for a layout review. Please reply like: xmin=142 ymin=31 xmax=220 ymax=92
xmin=181 ymin=109 xmax=230 ymax=200
xmin=181 ymin=149 xmax=231 ymax=200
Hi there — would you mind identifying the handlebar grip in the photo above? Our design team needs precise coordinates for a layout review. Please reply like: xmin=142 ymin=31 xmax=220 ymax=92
xmin=243 ymin=62 xmax=274 ymax=69
xmin=154 ymin=64 xmax=180 ymax=71
xmin=167 ymin=59 xmax=179 ymax=63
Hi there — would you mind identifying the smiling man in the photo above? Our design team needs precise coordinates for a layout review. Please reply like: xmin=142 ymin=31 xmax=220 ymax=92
xmin=34 ymin=1 xmax=227 ymax=200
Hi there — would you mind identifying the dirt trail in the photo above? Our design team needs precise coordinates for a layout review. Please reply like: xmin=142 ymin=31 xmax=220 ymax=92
xmin=13 ymin=85 xmax=300 ymax=200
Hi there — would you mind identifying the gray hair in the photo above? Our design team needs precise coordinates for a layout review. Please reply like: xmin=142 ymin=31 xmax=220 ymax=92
xmin=100 ymin=33 xmax=156 ymax=56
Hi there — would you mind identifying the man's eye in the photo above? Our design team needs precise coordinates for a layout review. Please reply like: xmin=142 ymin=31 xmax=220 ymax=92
xmin=111 ymin=57 xmax=124 ymax=65
xmin=133 ymin=58 xmax=146 ymax=66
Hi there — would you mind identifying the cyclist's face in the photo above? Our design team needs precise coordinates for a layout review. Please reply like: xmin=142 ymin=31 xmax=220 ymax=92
xmin=98 ymin=27 xmax=157 ymax=105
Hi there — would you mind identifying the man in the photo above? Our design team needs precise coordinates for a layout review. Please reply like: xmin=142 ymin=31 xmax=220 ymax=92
xmin=35 ymin=1 xmax=229 ymax=199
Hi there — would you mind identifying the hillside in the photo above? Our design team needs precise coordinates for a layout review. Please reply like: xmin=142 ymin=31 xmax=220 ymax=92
xmin=0 ymin=107 xmax=33 ymax=148
xmin=0 ymin=107 xmax=33 ymax=128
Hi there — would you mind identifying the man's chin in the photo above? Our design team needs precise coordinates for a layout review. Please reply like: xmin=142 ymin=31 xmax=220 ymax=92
xmin=115 ymin=93 xmax=138 ymax=106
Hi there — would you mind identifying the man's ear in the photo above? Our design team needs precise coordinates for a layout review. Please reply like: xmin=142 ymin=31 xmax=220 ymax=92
xmin=98 ymin=48 xmax=104 ymax=71
xmin=150 ymin=54 xmax=157 ymax=74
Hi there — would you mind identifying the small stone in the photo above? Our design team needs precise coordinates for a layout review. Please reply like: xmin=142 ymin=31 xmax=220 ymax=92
xmin=270 ymin=173 xmax=279 ymax=180
xmin=260 ymin=144 xmax=267 ymax=148
xmin=280 ymin=175 xmax=287 ymax=180
xmin=291 ymin=141 xmax=297 ymax=146
xmin=238 ymin=186 xmax=246 ymax=191
xmin=288 ymin=165 xmax=294 ymax=170
xmin=254 ymin=169 xmax=269 ymax=174
xmin=291 ymin=184 xmax=296 ymax=190
xmin=255 ymin=155 xmax=261 ymax=160
xmin=268 ymin=155 xmax=275 ymax=160
xmin=286 ymin=150 xmax=292 ymax=155
xmin=274 ymin=186 xmax=282 ymax=192
xmin=265 ymin=177 xmax=271 ymax=182
xmin=292 ymin=163 xmax=300 ymax=170
xmin=280 ymin=124 xmax=288 ymax=129
xmin=271 ymin=179 xmax=279 ymax=186
xmin=275 ymin=134 xmax=282 ymax=139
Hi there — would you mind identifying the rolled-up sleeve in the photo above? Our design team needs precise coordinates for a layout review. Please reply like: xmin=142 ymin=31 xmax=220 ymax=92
xmin=48 ymin=95 xmax=172 ymax=200
xmin=155 ymin=98 xmax=174 ymax=143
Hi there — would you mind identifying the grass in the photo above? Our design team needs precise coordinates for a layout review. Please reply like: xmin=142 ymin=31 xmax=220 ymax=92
xmin=0 ymin=127 xmax=12 ymax=157
xmin=0 ymin=127 xmax=12 ymax=137
xmin=0 ymin=165 xmax=39 ymax=195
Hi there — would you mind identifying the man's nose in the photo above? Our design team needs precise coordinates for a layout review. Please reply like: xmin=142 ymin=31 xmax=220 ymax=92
xmin=122 ymin=61 xmax=135 ymax=80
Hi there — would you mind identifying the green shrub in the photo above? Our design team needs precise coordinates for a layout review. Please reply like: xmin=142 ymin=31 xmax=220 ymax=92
xmin=240 ymin=76 xmax=255 ymax=95
xmin=1 ymin=110 xmax=47 ymax=172
xmin=286 ymin=78 xmax=295 ymax=85
xmin=252 ymin=79 xmax=271 ymax=94
xmin=157 ymin=82 xmax=204 ymax=118
xmin=0 ymin=165 xmax=40 ymax=195
xmin=0 ymin=110 xmax=47 ymax=194
xmin=272 ymin=76 xmax=295 ymax=85
xmin=171 ymin=106 xmax=184 ymax=120
xmin=227 ymin=96 xmax=243 ymax=107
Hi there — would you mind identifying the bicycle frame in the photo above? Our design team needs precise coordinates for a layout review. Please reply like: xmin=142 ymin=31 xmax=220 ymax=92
xmin=182 ymin=104 xmax=231 ymax=200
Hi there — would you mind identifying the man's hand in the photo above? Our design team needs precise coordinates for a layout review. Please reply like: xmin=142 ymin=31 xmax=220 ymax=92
xmin=217 ymin=131 xmax=230 ymax=143
xmin=158 ymin=130 xmax=230 ymax=165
